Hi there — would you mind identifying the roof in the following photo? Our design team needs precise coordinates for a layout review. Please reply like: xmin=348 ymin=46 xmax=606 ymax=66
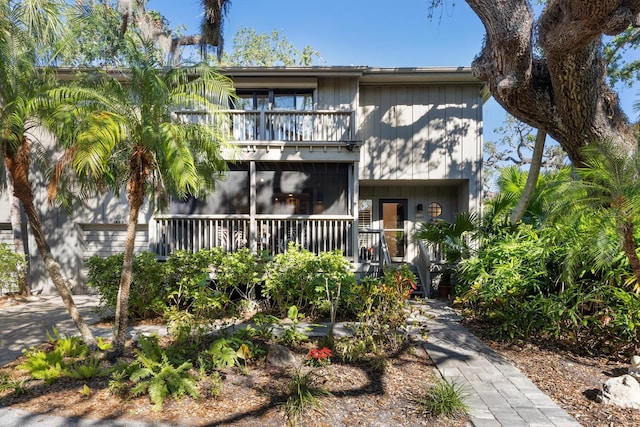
xmin=221 ymin=65 xmax=481 ymax=85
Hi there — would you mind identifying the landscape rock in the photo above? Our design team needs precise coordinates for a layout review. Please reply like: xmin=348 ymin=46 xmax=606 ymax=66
xmin=628 ymin=355 xmax=640 ymax=381
xmin=266 ymin=343 xmax=298 ymax=368
xmin=597 ymin=374 xmax=640 ymax=409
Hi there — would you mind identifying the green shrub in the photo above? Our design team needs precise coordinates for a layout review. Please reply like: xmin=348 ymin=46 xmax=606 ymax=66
xmin=262 ymin=243 xmax=355 ymax=317
xmin=65 ymin=355 xmax=110 ymax=379
xmin=165 ymin=249 xmax=230 ymax=320
xmin=86 ymin=252 xmax=168 ymax=319
xmin=212 ymin=248 xmax=267 ymax=304
xmin=0 ymin=243 xmax=27 ymax=295
xmin=17 ymin=327 xmax=104 ymax=384
xmin=335 ymin=266 xmax=417 ymax=361
xmin=17 ymin=347 xmax=66 ymax=384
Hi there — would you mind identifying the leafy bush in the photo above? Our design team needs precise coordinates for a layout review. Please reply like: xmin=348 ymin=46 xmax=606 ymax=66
xmin=0 ymin=243 xmax=27 ymax=295
xmin=212 ymin=248 xmax=267 ymax=305
xmin=456 ymin=224 xmax=550 ymax=312
xmin=65 ymin=355 xmax=110 ymax=379
xmin=458 ymin=194 xmax=640 ymax=353
xmin=17 ymin=327 xmax=106 ymax=383
xmin=335 ymin=266 xmax=417 ymax=361
xmin=165 ymin=250 xmax=231 ymax=321
xmin=262 ymin=243 xmax=355 ymax=317
xmin=18 ymin=346 xmax=66 ymax=384
xmin=86 ymin=252 xmax=168 ymax=319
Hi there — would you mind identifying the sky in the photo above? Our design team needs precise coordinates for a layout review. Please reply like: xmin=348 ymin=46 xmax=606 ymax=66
xmin=148 ymin=0 xmax=640 ymax=146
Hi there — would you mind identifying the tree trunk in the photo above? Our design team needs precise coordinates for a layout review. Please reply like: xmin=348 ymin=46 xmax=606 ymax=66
xmin=4 ymin=138 xmax=97 ymax=348
xmin=621 ymin=221 xmax=640 ymax=288
xmin=6 ymin=170 xmax=30 ymax=295
xmin=510 ymin=129 xmax=546 ymax=225
xmin=466 ymin=0 xmax=639 ymax=166
xmin=112 ymin=178 xmax=145 ymax=355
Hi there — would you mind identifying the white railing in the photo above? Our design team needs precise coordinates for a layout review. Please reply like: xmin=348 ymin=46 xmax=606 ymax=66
xmin=175 ymin=110 xmax=354 ymax=142
xmin=416 ymin=240 xmax=432 ymax=297
xmin=357 ymin=229 xmax=391 ymax=278
xmin=152 ymin=215 xmax=354 ymax=258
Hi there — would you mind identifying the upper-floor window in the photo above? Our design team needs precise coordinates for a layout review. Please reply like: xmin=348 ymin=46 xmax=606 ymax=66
xmin=235 ymin=89 xmax=313 ymax=111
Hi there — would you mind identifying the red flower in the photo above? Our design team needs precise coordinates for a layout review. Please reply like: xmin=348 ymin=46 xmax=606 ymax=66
xmin=306 ymin=347 xmax=332 ymax=365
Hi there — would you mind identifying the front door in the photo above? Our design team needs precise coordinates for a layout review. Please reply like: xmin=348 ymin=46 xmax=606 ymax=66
xmin=380 ymin=199 xmax=407 ymax=262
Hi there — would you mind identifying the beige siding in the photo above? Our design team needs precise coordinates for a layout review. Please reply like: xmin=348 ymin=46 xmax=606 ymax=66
xmin=79 ymin=224 xmax=150 ymax=259
xmin=358 ymin=84 xmax=482 ymax=183
xmin=396 ymin=86 xmax=413 ymax=180
xmin=316 ymin=77 xmax=357 ymax=110
xmin=0 ymin=224 xmax=13 ymax=246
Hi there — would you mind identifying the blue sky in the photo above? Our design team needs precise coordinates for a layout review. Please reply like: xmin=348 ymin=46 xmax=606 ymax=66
xmin=148 ymin=0 xmax=639 ymax=145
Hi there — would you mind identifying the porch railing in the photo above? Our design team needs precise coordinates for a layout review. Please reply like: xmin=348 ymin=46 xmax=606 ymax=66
xmin=416 ymin=240 xmax=432 ymax=297
xmin=357 ymin=229 xmax=391 ymax=277
xmin=175 ymin=110 xmax=354 ymax=142
xmin=152 ymin=215 xmax=354 ymax=259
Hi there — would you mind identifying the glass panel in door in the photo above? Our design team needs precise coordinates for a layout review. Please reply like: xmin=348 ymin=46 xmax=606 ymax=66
xmin=381 ymin=200 xmax=406 ymax=261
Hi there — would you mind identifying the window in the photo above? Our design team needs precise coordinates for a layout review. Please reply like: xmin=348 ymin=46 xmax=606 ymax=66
xmin=232 ymin=90 xmax=314 ymax=141
xmin=359 ymin=200 xmax=373 ymax=228
xmin=235 ymin=90 xmax=313 ymax=111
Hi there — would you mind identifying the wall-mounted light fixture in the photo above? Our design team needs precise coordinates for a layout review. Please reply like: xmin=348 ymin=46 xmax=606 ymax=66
xmin=416 ymin=203 xmax=423 ymax=215
xmin=427 ymin=201 xmax=442 ymax=218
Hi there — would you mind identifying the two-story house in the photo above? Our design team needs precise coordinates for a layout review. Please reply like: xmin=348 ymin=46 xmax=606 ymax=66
xmin=0 ymin=66 xmax=485 ymax=296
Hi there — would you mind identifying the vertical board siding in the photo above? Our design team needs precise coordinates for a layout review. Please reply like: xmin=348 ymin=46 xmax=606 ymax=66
xmin=412 ymin=87 xmax=430 ymax=178
xmin=379 ymin=87 xmax=391 ymax=179
xmin=360 ymin=87 xmax=376 ymax=180
xmin=396 ymin=86 xmax=413 ymax=180
xmin=358 ymin=84 xmax=481 ymax=182
xmin=317 ymin=77 xmax=357 ymax=111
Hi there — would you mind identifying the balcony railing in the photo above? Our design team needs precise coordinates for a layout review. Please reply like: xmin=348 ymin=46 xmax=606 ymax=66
xmin=175 ymin=110 xmax=354 ymax=142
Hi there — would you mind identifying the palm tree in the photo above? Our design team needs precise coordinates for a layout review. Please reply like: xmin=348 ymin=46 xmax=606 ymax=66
xmin=48 ymin=37 xmax=235 ymax=354
xmin=0 ymin=0 xmax=98 ymax=346
xmin=113 ymin=0 xmax=231 ymax=63
xmin=552 ymin=141 xmax=640 ymax=289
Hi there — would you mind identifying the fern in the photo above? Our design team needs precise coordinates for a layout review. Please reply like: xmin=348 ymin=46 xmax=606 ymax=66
xmin=65 ymin=355 xmax=109 ymax=379
xmin=46 ymin=327 xmax=88 ymax=358
xmin=17 ymin=348 xmax=65 ymax=384
xmin=129 ymin=335 xmax=200 ymax=411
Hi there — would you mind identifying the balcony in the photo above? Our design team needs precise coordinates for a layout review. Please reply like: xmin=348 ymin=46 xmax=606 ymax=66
xmin=176 ymin=110 xmax=355 ymax=143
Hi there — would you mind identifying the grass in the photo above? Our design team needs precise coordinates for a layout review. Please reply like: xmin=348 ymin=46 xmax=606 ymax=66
xmin=282 ymin=367 xmax=332 ymax=424
xmin=417 ymin=376 xmax=469 ymax=419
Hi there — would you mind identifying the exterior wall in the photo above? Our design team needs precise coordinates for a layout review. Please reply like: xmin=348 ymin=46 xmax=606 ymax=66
xmin=17 ymin=128 xmax=155 ymax=294
xmin=358 ymin=83 xmax=483 ymax=214
xmin=27 ymin=184 xmax=153 ymax=294
xmin=316 ymin=77 xmax=358 ymax=111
